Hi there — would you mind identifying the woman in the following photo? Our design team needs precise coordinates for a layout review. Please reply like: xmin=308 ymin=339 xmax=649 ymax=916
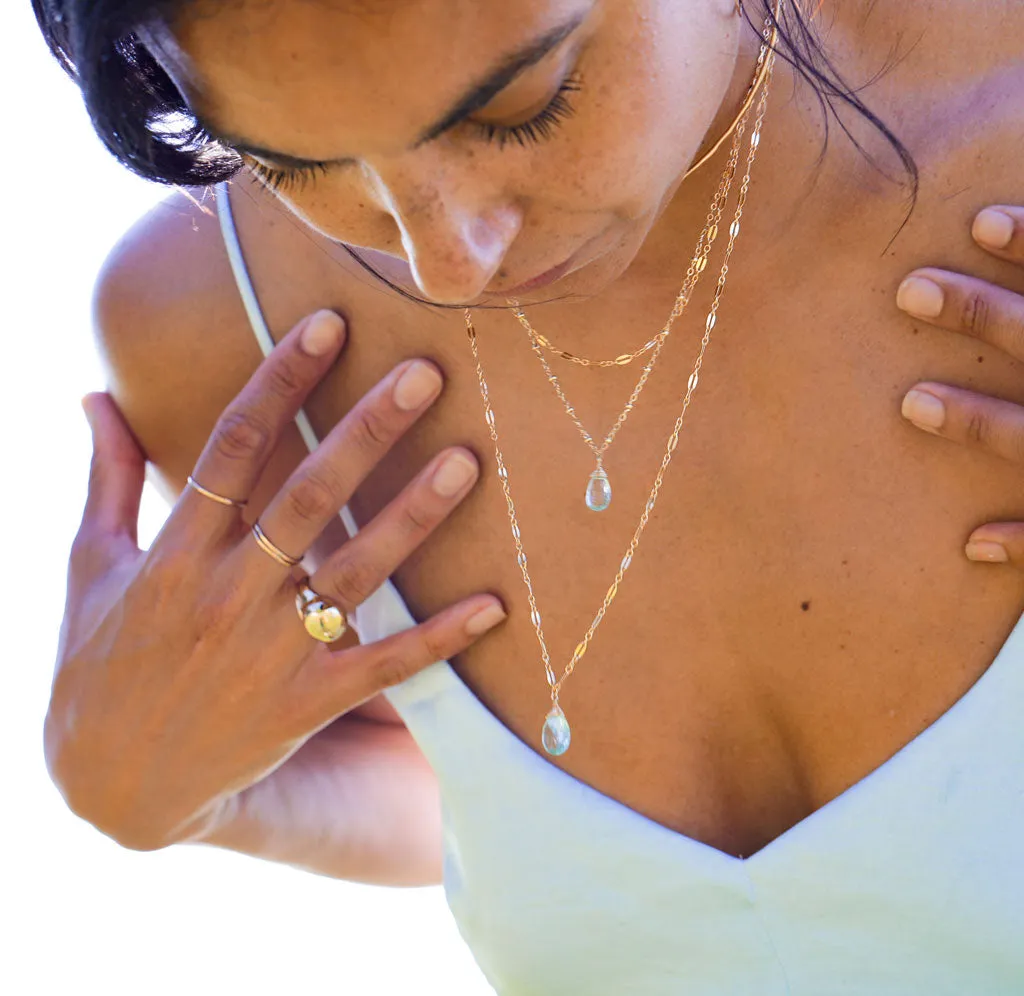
xmin=38 ymin=0 xmax=1024 ymax=990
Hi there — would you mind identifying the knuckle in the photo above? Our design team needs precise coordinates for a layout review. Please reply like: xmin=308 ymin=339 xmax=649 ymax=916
xmin=964 ymin=405 xmax=991 ymax=447
xmin=370 ymin=650 xmax=417 ymax=690
xmin=961 ymin=290 xmax=992 ymax=338
xmin=284 ymin=473 xmax=337 ymax=525
xmin=419 ymin=625 xmax=453 ymax=666
xmin=324 ymin=556 xmax=379 ymax=609
xmin=264 ymin=356 xmax=308 ymax=399
xmin=68 ymin=529 xmax=99 ymax=574
xmin=351 ymin=406 xmax=395 ymax=453
xmin=213 ymin=411 xmax=271 ymax=464
xmin=400 ymin=501 xmax=434 ymax=537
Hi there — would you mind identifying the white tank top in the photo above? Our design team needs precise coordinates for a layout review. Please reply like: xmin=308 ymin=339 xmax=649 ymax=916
xmin=216 ymin=183 xmax=1024 ymax=994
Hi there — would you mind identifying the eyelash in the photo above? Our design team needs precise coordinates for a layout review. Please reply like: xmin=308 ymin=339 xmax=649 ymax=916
xmin=471 ymin=71 xmax=582 ymax=150
xmin=247 ymin=72 xmax=583 ymax=193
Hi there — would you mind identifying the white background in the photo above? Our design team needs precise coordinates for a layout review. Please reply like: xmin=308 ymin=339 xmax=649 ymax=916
xmin=2 ymin=5 xmax=492 ymax=993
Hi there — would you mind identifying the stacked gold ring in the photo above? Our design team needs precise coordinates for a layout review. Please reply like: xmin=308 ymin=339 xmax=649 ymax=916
xmin=186 ymin=475 xmax=247 ymax=509
xmin=251 ymin=522 xmax=303 ymax=568
xmin=295 ymin=580 xmax=349 ymax=643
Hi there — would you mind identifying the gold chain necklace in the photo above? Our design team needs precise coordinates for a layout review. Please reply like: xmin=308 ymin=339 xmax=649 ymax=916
xmin=507 ymin=5 xmax=779 ymax=512
xmin=463 ymin=36 xmax=777 ymax=757
xmin=512 ymin=132 xmax=743 ymax=512
xmin=519 ymin=1 xmax=781 ymax=370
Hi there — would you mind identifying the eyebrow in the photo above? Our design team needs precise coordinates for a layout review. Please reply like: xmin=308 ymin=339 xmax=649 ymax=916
xmin=206 ymin=10 xmax=587 ymax=167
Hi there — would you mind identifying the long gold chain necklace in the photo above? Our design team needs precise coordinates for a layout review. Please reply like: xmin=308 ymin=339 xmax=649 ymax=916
xmin=463 ymin=33 xmax=777 ymax=757
xmin=508 ymin=6 xmax=779 ymax=512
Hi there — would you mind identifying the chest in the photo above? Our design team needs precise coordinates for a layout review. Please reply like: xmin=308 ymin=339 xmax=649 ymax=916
xmin=232 ymin=67 xmax=1024 ymax=860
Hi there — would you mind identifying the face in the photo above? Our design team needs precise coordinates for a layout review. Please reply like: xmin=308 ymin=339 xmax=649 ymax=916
xmin=158 ymin=0 xmax=743 ymax=305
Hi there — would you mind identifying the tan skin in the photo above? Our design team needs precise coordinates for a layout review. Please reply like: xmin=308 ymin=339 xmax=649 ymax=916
xmin=52 ymin=0 xmax=1024 ymax=874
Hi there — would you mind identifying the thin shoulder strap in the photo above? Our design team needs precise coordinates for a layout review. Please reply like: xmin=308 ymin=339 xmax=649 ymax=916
xmin=216 ymin=182 xmax=361 ymax=538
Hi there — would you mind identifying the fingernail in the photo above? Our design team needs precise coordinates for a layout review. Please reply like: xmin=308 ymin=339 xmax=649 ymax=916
xmin=300 ymin=310 xmax=345 ymax=356
xmin=394 ymin=361 xmax=443 ymax=411
xmin=972 ymin=208 xmax=1014 ymax=250
xmin=896 ymin=276 xmax=944 ymax=318
xmin=901 ymin=388 xmax=946 ymax=430
xmin=465 ymin=600 xmax=507 ymax=636
xmin=965 ymin=540 xmax=1009 ymax=563
xmin=432 ymin=451 xmax=477 ymax=497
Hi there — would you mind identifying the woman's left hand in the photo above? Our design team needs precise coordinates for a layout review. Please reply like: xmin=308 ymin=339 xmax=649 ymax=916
xmin=896 ymin=204 xmax=1024 ymax=566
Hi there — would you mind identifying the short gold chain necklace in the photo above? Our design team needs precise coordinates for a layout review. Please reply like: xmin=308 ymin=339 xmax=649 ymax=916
xmin=463 ymin=24 xmax=778 ymax=756
xmin=514 ymin=146 xmax=741 ymax=512
xmin=507 ymin=6 xmax=779 ymax=512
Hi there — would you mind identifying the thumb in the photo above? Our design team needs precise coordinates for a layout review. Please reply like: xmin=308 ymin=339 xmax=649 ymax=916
xmin=80 ymin=392 xmax=146 ymax=544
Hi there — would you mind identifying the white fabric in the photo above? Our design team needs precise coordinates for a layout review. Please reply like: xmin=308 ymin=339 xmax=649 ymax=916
xmin=217 ymin=181 xmax=1024 ymax=994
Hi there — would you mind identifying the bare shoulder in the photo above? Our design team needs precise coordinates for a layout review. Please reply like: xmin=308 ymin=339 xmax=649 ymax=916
xmin=92 ymin=184 xmax=267 ymax=498
xmin=92 ymin=175 xmax=450 ymax=498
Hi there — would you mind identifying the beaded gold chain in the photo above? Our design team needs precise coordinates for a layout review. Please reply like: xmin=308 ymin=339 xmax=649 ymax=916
xmin=464 ymin=35 xmax=777 ymax=756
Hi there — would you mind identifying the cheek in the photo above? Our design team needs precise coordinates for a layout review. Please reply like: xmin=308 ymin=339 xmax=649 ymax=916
xmin=522 ymin=97 xmax=694 ymax=225
xmin=530 ymin=2 xmax=737 ymax=218
xmin=268 ymin=173 xmax=401 ymax=251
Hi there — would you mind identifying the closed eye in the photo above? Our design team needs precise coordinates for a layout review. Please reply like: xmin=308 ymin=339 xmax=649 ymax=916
xmin=246 ymin=72 xmax=583 ymax=193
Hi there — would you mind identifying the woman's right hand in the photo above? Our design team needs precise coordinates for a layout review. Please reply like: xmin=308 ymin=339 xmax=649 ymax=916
xmin=45 ymin=309 xmax=506 ymax=851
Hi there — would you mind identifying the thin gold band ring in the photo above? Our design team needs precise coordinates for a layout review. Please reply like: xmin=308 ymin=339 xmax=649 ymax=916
xmin=251 ymin=522 xmax=303 ymax=568
xmin=186 ymin=475 xmax=247 ymax=509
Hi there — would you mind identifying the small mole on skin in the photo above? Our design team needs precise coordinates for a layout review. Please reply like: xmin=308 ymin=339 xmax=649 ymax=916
xmin=977 ymin=356 xmax=984 ymax=363
xmin=801 ymin=601 xmax=811 ymax=611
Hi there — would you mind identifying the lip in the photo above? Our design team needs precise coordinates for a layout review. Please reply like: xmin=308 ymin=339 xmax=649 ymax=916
xmin=499 ymin=253 xmax=579 ymax=297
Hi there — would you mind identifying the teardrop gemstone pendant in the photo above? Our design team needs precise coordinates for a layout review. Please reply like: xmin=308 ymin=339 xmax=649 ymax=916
xmin=585 ymin=467 xmax=612 ymax=512
xmin=542 ymin=704 xmax=572 ymax=756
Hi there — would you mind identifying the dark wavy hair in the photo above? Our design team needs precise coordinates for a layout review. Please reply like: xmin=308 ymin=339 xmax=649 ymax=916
xmin=33 ymin=0 xmax=920 ymax=299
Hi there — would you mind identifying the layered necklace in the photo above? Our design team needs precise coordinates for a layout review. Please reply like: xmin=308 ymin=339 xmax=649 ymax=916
xmin=507 ymin=5 xmax=778 ymax=512
xmin=464 ymin=4 xmax=781 ymax=755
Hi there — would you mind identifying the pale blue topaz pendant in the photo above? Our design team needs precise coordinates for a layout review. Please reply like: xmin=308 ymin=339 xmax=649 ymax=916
xmin=542 ymin=704 xmax=572 ymax=756
xmin=585 ymin=465 xmax=612 ymax=512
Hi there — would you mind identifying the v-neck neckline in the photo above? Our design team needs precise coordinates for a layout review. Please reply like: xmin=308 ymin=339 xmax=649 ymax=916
xmin=382 ymin=576 xmax=1024 ymax=868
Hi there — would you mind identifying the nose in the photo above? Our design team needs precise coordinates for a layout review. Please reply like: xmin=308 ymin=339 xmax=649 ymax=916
xmin=374 ymin=169 xmax=522 ymax=303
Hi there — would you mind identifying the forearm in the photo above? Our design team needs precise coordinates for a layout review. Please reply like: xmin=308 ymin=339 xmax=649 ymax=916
xmin=188 ymin=717 xmax=443 ymax=887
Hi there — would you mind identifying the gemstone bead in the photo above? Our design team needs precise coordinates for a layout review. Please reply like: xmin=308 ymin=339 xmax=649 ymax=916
xmin=542 ymin=706 xmax=571 ymax=756
xmin=585 ymin=468 xmax=612 ymax=511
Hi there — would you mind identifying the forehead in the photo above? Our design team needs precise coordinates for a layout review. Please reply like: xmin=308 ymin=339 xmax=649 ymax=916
xmin=169 ymin=0 xmax=592 ymax=158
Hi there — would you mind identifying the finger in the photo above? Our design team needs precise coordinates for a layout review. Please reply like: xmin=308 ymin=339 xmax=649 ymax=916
xmin=900 ymin=381 xmax=1024 ymax=464
xmin=971 ymin=205 xmax=1024 ymax=264
xmin=287 ymin=593 xmax=507 ymax=731
xmin=238 ymin=358 xmax=444 ymax=583
xmin=895 ymin=267 xmax=1024 ymax=360
xmin=963 ymin=522 xmax=1024 ymax=567
xmin=309 ymin=447 xmax=479 ymax=614
xmin=184 ymin=310 xmax=346 ymax=531
xmin=78 ymin=392 xmax=146 ymax=544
